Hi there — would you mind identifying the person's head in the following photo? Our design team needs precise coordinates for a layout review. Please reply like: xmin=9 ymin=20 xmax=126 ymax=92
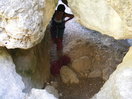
xmin=57 ymin=4 xmax=65 ymax=12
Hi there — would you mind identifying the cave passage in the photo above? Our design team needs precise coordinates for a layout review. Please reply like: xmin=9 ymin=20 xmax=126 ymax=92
xmin=48 ymin=1 xmax=105 ymax=99
xmin=0 ymin=0 xmax=131 ymax=99
xmin=47 ymin=1 xmax=130 ymax=99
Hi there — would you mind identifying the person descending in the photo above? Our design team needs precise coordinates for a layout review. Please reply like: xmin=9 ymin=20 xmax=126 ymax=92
xmin=50 ymin=4 xmax=74 ymax=58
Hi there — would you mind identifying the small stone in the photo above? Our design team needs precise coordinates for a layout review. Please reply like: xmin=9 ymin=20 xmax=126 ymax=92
xmin=60 ymin=66 xmax=79 ymax=84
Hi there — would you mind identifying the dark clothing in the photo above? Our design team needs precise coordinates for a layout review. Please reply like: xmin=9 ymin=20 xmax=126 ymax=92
xmin=50 ymin=20 xmax=65 ymax=39
xmin=50 ymin=11 xmax=65 ymax=50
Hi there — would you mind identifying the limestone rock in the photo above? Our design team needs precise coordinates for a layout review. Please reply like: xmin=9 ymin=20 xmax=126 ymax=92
xmin=45 ymin=85 xmax=59 ymax=98
xmin=0 ymin=0 xmax=57 ymax=49
xmin=0 ymin=48 xmax=25 ymax=99
xmin=9 ymin=27 xmax=51 ymax=92
xmin=72 ymin=56 xmax=91 ymax=73
xmin=60 ymin=66 xmax=79 ymax=84
xmin=26 ymin=88 xmax=58 ymax=99
xmin=88 ymin=70 xmax=101 ymax=78
xmin=68 ymin=0 xmax=132 ymax=39
xmin=0 ymin=47 xmax=59 ymax=99
xmin=92 ymin=47 xmax=132 ymax=99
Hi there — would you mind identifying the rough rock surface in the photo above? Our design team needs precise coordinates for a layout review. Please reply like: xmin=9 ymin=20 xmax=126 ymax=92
xmin=0 ymin=47 xmax=58 ymax=99
xmin=63 ymin=20 xmax=129 ymax=80
xmin=72 ymin=56 xmax=91 ymax=74
xmin=0 ymin=0 xmax=57 ymax=49
xmin=26 ymin=88 xmax=58 ymax=99
xmin=9 ymin=27 xmax=51 ymax=92
xmin=67 ymin=0 xmax=132 ymax=39
xmin=60 ymin=66 xmax=79 ymax=84
xmin=0 ymin=48 xmax=25 ymax=99
xmin=92 ymin=47 xmax=132 ymax=99
xmin=45 ymin=85 xmax=59 ymax=98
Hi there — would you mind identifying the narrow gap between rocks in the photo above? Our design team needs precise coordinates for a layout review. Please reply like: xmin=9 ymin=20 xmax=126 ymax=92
xmin=45 ymin=1 xmax=129 ymax=99
xmin=7 ymin=0 xmax=130 ymax=98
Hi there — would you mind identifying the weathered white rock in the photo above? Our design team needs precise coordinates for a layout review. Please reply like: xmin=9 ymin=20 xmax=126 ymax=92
xmin=68 ymin=0 xmax=132 ymax=39
xmin=0 ymin=48 xmax=25 ymax=99
xmin=0 ymin=0 xmax=57 ymax=49
xmin=26 ymin=88 xmax=58 ymax=99
xmin=10 ymin=29 xmax=51 ymax=92
xmin=72 ymin=56 xmax=91 ymax=73
xmin=0 ymin=46 xmax=58 ymax=98
xmin=60 ymin=66 xmax=79 ymax=84
xmin=45 ymin=85 xmax=59 ymax=98
xmin=0 ymin=47 xmax=59 ymax=99
xmin=92 ymin=47 xmax=132 ymax=99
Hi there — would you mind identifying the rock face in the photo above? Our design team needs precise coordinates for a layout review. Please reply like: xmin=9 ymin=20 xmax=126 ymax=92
xmin=67 ymin=0 xmax=132 ymax=39
xmin=0 ymin=48 xmax=25 ymax=99
xmin=63 ymin=20 xmax=129 ymax=80
xmin=0 ymin=0 xmax=57 ymax=49
xmin=26 ymin=88 xmax=58 ymax=99
xmin=0 ymin=0 xmax=131 ymax=49
xmin=92 ymin=47 xmax=132 ymax=99
xmin=0 ymin=47 xmax=58 ymax=99
xmin=9 ymin=27 xmax=51 ymax=92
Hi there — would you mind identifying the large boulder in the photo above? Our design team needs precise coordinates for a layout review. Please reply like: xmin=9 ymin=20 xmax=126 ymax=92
xmin=0 ymin=47 xmax=57 ymax=99
xmin=0 ymin=0 xmax=57 ymax=49
xmin=67 ymin=0 xmax=132 ymax=39
xmin=0 ymin=48 xmax=25 ymax=99
xmin=92 ymin=47 xmax=132 ymax=99
xmin=26 ymin=88 xmax=58 ymax=99
xmin=60 ymin=66 xmax=79 ymax=84
xmin=9 ymin=27 xmax=51 ymax=92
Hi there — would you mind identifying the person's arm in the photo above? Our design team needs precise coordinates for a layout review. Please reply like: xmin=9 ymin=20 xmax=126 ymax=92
xmin=64 ymin=13 xmax=74 ymax=23
xmin=61 ymin=0 xmax=68 ymax=6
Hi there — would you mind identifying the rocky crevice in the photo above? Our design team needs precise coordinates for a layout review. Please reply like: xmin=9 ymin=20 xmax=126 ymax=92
xmin=9 ymin=26 xmax=51 ymax=92
xmin=0 ymin=0 xmax=132 ymax=99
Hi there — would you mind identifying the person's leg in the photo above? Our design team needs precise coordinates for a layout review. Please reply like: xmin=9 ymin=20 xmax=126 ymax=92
xmin=50 ymin=26 xmax=58 ymax=60
xmin=56 ymin=38 xmax=63 ymax=58
xmin=56 ymin=28 xmax=64 ymax=58
xmin=50 ymin=26 xmax=57 ymax=44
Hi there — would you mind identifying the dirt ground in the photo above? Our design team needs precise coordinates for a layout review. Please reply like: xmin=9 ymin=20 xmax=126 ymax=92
xmin=54 ymin=76 xmax=104 ymax=99
xmin=50 ymin=39 xmax=105 ymax=99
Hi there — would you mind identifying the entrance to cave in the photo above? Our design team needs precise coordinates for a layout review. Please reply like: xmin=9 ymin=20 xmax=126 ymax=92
xmin=8 ymin=0 xmax=129 ymax=98
xmin=47 ymin=0 xmax=129 ymax=99
xmin=48 ymin=1 xmax=104 ymax=99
